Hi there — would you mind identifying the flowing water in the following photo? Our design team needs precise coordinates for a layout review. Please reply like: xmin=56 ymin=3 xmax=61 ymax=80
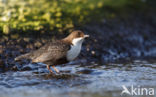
xmin=0 ymin=59 xmax=155 ymax=97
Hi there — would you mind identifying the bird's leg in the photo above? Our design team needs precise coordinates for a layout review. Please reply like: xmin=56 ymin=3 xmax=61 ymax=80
xmin=46 ymin=65 xmax=54 ymax=74
xmin=52 ymin=66 xmax=60 ymax=73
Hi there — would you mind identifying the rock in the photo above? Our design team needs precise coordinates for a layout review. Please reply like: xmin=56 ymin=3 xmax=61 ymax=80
xmin=21 ymin=65 xmax=33 ymax=71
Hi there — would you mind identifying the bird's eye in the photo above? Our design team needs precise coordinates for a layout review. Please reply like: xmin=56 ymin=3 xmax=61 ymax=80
xmin=77 ymin=32 xmax=81 ymax=37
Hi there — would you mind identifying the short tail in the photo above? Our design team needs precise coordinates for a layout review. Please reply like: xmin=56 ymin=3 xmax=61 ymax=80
xmin=15 ymin=53 xmax=31 ymax=61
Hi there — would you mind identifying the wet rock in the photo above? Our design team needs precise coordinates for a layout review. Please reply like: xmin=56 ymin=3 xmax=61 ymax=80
xmin=76 ymin=69 xmax=94 ymax=74
xmin=21 ymin=65 xmax=33 ymax=71
xmin=0 ymin=59 xmax=4 ymax=67
xmin=39 ymin=73 xmax=77 ymax=80
xmin=11 ymin=65 xmax=18 ymax=71
xmin=0 ymin=59 xmax=5 ymax=72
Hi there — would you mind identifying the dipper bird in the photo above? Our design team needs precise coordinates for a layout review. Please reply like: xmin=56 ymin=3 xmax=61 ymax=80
xmin=15 ymin=30 xmax=89 ymax=74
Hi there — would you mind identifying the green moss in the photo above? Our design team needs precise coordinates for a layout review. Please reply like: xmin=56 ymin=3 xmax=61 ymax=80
xmin=0 ymin=0 xmax=146 ymax=35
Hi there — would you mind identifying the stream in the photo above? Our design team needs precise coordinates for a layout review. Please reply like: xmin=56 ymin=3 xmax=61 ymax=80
xmin=0 ymin=59 xmax=155 ymax=97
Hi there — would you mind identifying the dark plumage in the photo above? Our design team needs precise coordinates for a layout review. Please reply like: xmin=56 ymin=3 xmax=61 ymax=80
xmin=15 ymin=30 xmax=89 ymax=74
xmin=15 ymin=40 xmax=70 ymax=64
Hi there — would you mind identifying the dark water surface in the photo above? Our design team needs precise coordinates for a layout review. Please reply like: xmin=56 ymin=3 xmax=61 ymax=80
xmin=0 ymin=59 xmax=155 ymax=97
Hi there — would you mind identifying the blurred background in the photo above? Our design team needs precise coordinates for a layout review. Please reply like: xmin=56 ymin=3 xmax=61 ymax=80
xmin=0 ymin=0 xmax=156 ymax=97
xmin=0 ymin=0 xmax=155 ymax=35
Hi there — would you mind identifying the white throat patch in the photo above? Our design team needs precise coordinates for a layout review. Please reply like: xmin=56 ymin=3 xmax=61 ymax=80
xmin=67 ymin=37 xmax=84 ymax=61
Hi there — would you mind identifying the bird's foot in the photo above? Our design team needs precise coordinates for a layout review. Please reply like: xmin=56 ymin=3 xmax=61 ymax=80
xmin=52 ymin=66 xmax=60 ymax=74
xmin=47 ymin=65 xmax=54 ymax=74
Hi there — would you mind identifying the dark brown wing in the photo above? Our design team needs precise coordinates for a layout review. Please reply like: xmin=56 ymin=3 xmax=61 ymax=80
xmin=31 ymin=40 xmax=70 ymax=64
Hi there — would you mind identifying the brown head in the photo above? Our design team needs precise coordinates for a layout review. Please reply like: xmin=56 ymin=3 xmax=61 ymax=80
xmin=63 ymin=30 xmax=89 ymax=45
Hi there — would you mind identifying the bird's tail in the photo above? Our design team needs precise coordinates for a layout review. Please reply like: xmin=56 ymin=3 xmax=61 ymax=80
xmin=15 ymin=53 xmax=31 ymax=61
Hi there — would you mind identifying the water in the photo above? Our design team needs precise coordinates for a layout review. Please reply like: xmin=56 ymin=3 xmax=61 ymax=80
xmin=0 ymin=59 xmax=155 ymax=97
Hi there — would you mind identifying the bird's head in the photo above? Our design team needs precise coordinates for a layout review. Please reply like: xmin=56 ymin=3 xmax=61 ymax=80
xmin=65 ymin=30 xmax=89 ymax=45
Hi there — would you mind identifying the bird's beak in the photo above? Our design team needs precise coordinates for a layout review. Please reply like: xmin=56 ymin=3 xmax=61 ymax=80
xmin=84 ymin=35 xmax=89 ymax=38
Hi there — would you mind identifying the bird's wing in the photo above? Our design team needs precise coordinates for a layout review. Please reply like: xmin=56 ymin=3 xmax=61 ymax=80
xmin=32 ymin=41 xmax=70 ymax=63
